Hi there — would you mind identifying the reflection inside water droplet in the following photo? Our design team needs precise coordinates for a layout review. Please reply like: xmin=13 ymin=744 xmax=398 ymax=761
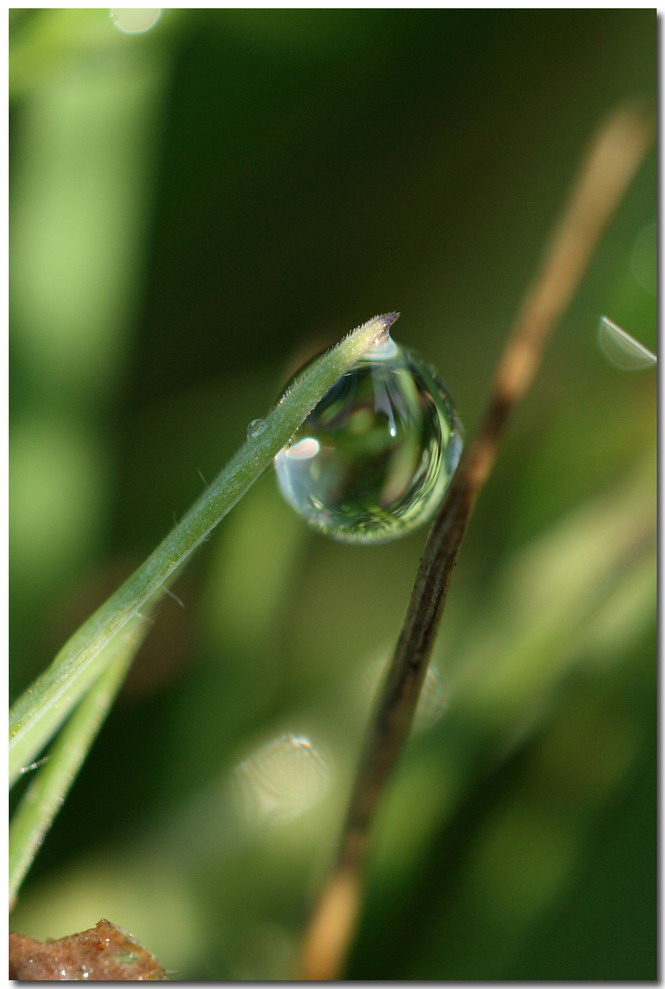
xmin=231 ymin=734 xmax=331 ymax=827
xmin=597 ymin=316 xmax=657 ymax=371
xmin=274 ymin=332 xmax=463 ymax=544
xmin=286 ymin=437 xmax=320 ymax=460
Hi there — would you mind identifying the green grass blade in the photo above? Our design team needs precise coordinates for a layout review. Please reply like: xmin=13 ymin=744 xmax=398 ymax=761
xmin=9 ymin=313 xmax=398 ymax=785
xmin=9 ymin=614 xmax=151 ymax=906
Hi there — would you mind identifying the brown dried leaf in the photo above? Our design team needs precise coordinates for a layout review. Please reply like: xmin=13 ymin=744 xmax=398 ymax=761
xmin=9 ymin=918 xmax=169 ymax=981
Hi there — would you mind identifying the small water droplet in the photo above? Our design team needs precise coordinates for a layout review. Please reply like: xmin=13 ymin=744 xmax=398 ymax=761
xmin=19 ymin=755 xmax=49 ymax=774
xmin=247 ymin=417 xmax=266 ymax=439
xmin=274 ymin=333 xmax=463 ymax=544
xmin=597 ymin=316 xmax=657 ymax=371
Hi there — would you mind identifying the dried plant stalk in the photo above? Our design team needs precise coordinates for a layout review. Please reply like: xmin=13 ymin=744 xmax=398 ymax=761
xmin=297 ymin=102 xmax=654 ymax=982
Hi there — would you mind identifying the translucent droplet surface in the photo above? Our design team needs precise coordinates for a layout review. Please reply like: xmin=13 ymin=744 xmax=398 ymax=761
xmin=231 ymin=734 xmax=331 ymax=827
xmin=597 ymin=316 xmax=657 ymax=371
xmin=246 ymin=417 xmax=266 ymax=439
xmin=110 ymin=8 xmax=162 ymax=34
xmin=274 ymin=333 xmax=463 ymax=544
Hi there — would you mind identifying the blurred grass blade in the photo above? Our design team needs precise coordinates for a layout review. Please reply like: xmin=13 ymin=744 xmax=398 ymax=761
xmin=8 ymin=313 xmax=399 ymax=786
xmin=9 ymin=614 xmax=152 ymax=906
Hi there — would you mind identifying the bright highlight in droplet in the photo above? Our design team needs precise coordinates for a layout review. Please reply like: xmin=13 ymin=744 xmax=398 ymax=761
xmin=286 ymin=438 xmax=320 ymax=460
xmin=110 ymin=8 xmax=161 ymax=34
xmin=597 ymin=316 xmax=657 ymax=371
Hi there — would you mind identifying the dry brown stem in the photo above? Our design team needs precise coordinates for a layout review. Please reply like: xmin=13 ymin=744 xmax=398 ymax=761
xmin=297 ymin=102 xmax=653 ymax=981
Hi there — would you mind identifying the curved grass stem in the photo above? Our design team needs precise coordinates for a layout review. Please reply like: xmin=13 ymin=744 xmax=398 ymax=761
xmin=9 ymin=313 xmax=399 ymax=786
xmin=8 ymin=614 xmax=152 ymax=908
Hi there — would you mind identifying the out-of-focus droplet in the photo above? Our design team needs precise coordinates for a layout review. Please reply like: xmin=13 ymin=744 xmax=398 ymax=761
xmin=357 ymin=655 xmax=448 ymax=733
xmin=598 ymin=316 xmax=657 ymax=371
xmin=414 ymin=665 xmax=448 ymax=732
xmin=246 ymin=418 xmax=266 ymax=439
xmin=231 ymin=734 xmax=331 ymax=827
xmin=109 ymin=8 xmax=161 ymax=34
xmin=274 ymin=331 xmax=463 ymax=544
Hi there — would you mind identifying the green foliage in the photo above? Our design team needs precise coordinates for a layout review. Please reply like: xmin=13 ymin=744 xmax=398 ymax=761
xmin=10 ymin=9 xmax=656 ymax=980
xmin=9 ymin=616 xmax=150 ymax=906
xmin=9 ymin=311 xmax=395 ymax=786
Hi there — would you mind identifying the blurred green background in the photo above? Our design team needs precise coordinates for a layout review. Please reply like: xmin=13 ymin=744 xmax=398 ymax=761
xmin=9 ymin=8 xmax=656 ymax=980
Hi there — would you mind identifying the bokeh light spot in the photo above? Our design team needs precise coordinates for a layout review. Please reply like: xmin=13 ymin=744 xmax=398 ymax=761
xmin=110 ymin=9 xmax=161 ymax=34
xmin=231 ymin=734 xmax=331 ymax=827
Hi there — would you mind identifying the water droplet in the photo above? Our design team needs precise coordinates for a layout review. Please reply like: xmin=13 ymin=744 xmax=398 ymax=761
xmin=597 ymin=316 xmax=657 ymax=371
xmin=414 ymin=665 xmax=448 ymax=732
xmin=274 ymin=333 xmax=463 ymax=543
xmin=110 ymin=8 xmax=162 ymax=34
xmin=247 ymin=417 xmax=266 ymax=439
xmin=358 ymin=653 xmax=447 ymax=733
xmin=231 ymin=733 xmax=331 ymax=827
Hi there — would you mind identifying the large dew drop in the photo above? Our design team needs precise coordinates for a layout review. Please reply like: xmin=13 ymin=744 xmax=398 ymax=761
xmin=274 ymin=331 xmax=463 ymax=544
